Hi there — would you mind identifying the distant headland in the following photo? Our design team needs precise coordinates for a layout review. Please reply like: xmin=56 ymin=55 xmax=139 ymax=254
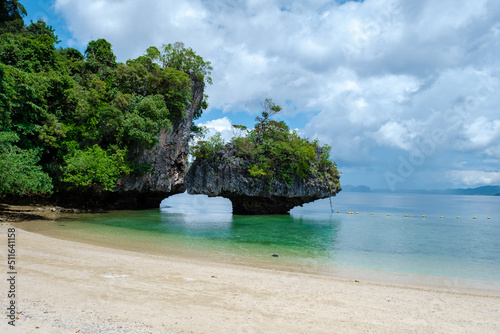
xmin=343 ymin=185 xmax=500 ymax=196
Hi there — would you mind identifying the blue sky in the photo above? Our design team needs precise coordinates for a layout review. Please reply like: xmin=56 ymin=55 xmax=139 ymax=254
xmin=23 ymin=0 xmax=500 ymax=190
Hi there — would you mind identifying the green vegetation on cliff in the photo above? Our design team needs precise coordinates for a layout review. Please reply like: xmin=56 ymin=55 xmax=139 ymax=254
xmin=0 ymin=1 xmax=211 ymax=197
xmin=192 ymin=99 xmax=340 ymax=188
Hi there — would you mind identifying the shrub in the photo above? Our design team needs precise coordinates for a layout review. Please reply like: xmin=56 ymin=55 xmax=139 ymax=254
xmin=190 ymin=132 xmax=225 ymax=159
xmin=61 ymin=144 xmax=131 ymax=191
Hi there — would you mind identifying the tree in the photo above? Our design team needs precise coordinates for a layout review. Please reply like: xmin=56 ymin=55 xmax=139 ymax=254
xmin=0 ymin=2 xmax=211 ymax=194
xmin=254 ymin=98 xmax=282 ymax=144
xmin=0 ymin=24 xmax=58 ymax=72
xmin=116 ymin=55 xmax=191 ymax=121
xmin=190 ymin=132 xmax=225 ymax=159
xmin=25 ymin=19 xmax=59 ymax=44
xmin=2 ymin=65 xmax=49 ymax=142
xmin=123 ymin=94 xmax=171 ymax=148
xmin=0 ymin=0 xmax=26 ymax=34
xmin=0 ymin=132 xmax=52 ymax=196
xmin=58 ymin=47 xmax=85 ymax=76
xmin=147 ymin=42 xmax=213 ymax=85
xmin=0 ymin=63 xmax=12 ymax=129
xmin=231 ymin=124 xmax=248 ymax=138
xmin=61 ymin=144 xmax=131 ymax=191
xmin=85 ymin=38 xmax=116 ymax=77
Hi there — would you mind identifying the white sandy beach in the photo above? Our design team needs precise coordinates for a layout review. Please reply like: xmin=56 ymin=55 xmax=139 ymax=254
xmin=0 ymin=222 xmax=499 ymax=334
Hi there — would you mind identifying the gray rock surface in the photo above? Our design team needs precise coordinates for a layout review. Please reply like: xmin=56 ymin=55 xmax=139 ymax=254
xmin=113 ymin=79 xmax=205 ymax=208
xmin=185 ymin=143 xmax=341 ymax=214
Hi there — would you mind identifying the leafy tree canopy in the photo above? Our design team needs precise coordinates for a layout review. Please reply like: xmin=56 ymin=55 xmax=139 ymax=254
xmin=0 ymin=131 xmax=52 ymax=196
xmin=61 ymin=144 xmax=131 ymax=191
xmin=0 ymin=0 xmax=26 ymax=34
xmin=145 ymin=42 xmax=213 ymax=85
xmin=0 ymin=2 xmax=211 ymax=196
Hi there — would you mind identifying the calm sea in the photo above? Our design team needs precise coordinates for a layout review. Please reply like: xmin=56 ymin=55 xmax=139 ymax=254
xmin=18 ymin=192 xmax=500 ymax=290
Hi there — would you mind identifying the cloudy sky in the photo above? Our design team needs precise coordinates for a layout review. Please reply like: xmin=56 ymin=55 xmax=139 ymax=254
xmin=24 ymin=0 xmax=500 ymax=190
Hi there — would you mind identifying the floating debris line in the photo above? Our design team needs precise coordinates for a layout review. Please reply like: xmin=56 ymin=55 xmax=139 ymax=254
xmin=333 ymin=211 xmax=495 ymax=220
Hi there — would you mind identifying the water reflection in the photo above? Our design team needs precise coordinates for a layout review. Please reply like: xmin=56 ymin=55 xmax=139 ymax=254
xmin=159 ymin=193 xmax=341 ymax=252
xmin=160 ymin=193 xmax=233 ymax=238
xmin=17 ymin=192 xmax=500 ymax=283
xmin=160 ymin=193 xmax=232 ymax=215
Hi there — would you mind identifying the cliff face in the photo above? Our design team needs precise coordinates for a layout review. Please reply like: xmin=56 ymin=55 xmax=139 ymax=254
xmin=185 ymin=143 xmax=341 ymax=214
xmin=4 ymin=79 xmax=204 ymax=210
xmin=110 ymin=79 xmax=205 ymax=208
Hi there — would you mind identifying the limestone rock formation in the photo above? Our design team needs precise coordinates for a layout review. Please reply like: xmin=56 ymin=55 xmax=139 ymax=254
xmin=185 ymin=143 xmax=341 ymax=214
xmin=111 ymin=79 xmax=205 ymax=209
xmin=5 ymin=80 xmax=205 ymax=210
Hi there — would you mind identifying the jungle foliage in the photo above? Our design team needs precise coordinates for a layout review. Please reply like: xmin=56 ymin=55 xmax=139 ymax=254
xmin=0 ymin=1 xmax=211 ymax=196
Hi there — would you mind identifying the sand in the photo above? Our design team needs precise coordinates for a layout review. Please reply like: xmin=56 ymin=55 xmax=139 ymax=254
xmin=0 ymin=220 xmax=499 ymax=334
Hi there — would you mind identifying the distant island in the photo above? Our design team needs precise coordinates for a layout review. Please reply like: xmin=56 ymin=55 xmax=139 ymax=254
xmin=342 ymin=185 xmax=500 ymax=196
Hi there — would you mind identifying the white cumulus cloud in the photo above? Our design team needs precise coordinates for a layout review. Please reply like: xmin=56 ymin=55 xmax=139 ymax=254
xmin=448 ymin=170 xmax=500 ymax=187
xmin=197 ymin=117 xmax=234 ymax=142
xmin=53 ymin=0 xmax=500 ymax=189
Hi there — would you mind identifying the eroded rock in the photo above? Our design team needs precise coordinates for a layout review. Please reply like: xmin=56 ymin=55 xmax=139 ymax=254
xmin=3 ymin=80 xmax=205 ymax=210
xmin=185 ymin=143 xmax=341 ymax=214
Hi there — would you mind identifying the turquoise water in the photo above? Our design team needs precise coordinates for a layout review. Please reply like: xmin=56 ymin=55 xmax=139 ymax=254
xmin=21 ymin=192 xmax=500 ymax=288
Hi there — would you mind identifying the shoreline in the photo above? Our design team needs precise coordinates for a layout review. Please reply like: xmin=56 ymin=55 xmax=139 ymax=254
xmin=18 ymin=220 xmax=500 ymax=296
xmin=2 ymin=202 xmax=500 ymax=293
xmin=1 ymin=219 xmax=499 ymax=333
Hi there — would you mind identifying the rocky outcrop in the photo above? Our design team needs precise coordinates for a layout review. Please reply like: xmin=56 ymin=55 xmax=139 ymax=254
xmin=4 ymin=79 xmax=205 ymax=210
xmin=111 ymin=79 xmax=205 ymax=208
xmin=185 ymin=143 xmax=341 ymax=214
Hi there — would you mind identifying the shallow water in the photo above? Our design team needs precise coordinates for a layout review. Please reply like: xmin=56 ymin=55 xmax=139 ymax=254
xmin=17 ymin=192 xmax=500 ymax=290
